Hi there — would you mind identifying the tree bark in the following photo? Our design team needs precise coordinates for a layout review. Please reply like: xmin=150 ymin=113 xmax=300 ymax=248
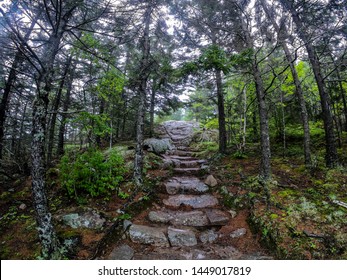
xmin=215 ymin=68 xmax=227 ymax=154
xmin=149 ymin=83 xmax=156 ymax=138
xmin=30 ymin=3 xmax=78 ymax=258
xmin=57 ymin=61 xmax=75 ymax=156
xmin=260 ymin=0 xmax=311 ymax=166
xmin=242 ymin=18 xmax=271 ymax=180
xmin=280 ymin=0 xmax=338 ymax=167
xmin=134 ymin=5 xmax=152 ymax=188
xmin=47 ymin=55 xmax=73 ymax=165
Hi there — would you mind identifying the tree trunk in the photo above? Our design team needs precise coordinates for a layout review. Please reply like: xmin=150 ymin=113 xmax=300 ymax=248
xmin=0 ymin=11 xmax=40 ymax=162
xmin=30 ymin=3 xmax=78 ymax=258
xmin=57 ymin=61 xmax=75 ymax=156
xmin=134 ymin=5 xmax=152 ymax=188
xmin=47 ymin=55 xmax=73 ymax=165
xmin=215 ymin=68 xmax=227 ymax=154
xmin=260 ymin=0 xmax=311 ymax=167
xmin=242 ymin=18 xmax=271 ymax=180
xmin=280 ymin=0 xmax=338 ymax=167
xmin=149 ymin=83 xmax=156 ymax=138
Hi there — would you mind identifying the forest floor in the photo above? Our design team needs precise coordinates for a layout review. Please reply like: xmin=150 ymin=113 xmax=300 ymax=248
xmin=1 ymin=139 xmax=347 ymax=259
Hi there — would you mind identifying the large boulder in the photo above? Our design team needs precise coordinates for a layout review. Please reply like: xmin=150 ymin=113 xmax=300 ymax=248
xmin=154 ymin=121 xmax=200 ymax=146
xmin=144 ymin=138 xmax=174 ymax=154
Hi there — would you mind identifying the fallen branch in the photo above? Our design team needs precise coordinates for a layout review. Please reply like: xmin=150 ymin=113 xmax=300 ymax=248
xmin=332 ymin=200 xmax=347 ymax=209
xmin=303 ymin=230 xmax=326 ymax=239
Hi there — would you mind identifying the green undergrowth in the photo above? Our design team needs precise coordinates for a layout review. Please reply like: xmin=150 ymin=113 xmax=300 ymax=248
xmin=59 ymin=147 xmax=127 ymax=199
xmin=212 ymin=136 xmax=347 ymax=259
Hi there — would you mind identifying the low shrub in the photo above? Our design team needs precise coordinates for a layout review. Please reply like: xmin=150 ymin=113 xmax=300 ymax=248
xmin=59 ymin=148 xmax=126 ymax=198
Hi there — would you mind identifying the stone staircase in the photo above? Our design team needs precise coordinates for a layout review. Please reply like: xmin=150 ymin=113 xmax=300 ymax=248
xmin=108 ymin=146 xmax=244 ymax=260
xmin=107 ymin=121 xmax=272 ymax=260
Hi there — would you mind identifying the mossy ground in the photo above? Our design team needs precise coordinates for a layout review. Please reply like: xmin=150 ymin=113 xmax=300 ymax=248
xmin=209 ymin=137 xmax=347 ymax=259
xmin=1 ymin=132 xmax=347 ymax=259
xmin=0 ymin=142 xmax=168 ymax=259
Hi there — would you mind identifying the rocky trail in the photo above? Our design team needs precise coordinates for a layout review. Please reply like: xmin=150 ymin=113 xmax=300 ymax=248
xmin=106 ymin=121 xmax=272 ymax=260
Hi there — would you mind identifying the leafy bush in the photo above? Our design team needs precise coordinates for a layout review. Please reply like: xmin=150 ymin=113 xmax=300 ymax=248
xmin=59 ymin=148 xmax=126 ymax=198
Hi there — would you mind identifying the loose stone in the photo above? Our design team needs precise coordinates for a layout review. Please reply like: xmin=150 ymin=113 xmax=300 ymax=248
xmin=168 ymin=227 xmax=197 ymax=247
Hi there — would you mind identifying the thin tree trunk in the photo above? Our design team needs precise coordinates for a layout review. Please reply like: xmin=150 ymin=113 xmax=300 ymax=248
xmin=0 ymin=11 xmax=40 ymax=162
xmin=261 ymin=0 xmax=311 ymax=166
xmin=149 ymin=84 xmax=156 ymax=138
xmin=215 ymin=68 xmax=227 ymax=154
xmin=242 ymin=18 xmax=271 ymax=180
xmin=47 ymin=55 xmax=73 ymax=165
xmin=57 ymin=61 xmax=75 ymax=156
xmin=134 ymin=5 xmax=152 ymax=187
xmin=280 ymin=0 xmax=338 ymax=167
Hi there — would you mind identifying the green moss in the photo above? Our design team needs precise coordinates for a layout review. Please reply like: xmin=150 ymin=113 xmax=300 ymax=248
xmin=278 ymin=189 xmax=297 ymax=199
xmin=270 ymin=213 xmax=279 ymax=220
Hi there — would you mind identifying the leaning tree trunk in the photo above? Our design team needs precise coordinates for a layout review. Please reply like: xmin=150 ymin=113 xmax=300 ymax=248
xmin=133 ymin=5 xmax=152 ymax=188
xmin=215 ymin=68 xmax=227 ymax=154
xmin=260 ymin=0 xmax=311 ymax=167
xmin=280 ymin=0 xmax=338 ymax=167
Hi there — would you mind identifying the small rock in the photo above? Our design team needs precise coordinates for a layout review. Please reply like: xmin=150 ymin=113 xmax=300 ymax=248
xmin=109 ymin=244 xmax=134 ymax=260
xmin=123 ymin=220 xmax=132 ymax=231
xmin=204 ymin=175 xmax=217 ymax=187
xmin=168 ymin=227 xmax=197 ymax=247
xmin=230 ymin=228 xmax=247 ymax=238
xmin=228 ymin=210 xmax=237 ymax=218
xmin=200 ymin=229 xmax=219 ymax=244
xmin=19 ymin=203 xmax=27 ymax=210
xmin=205 ymin=209 xmax=230 ymax=225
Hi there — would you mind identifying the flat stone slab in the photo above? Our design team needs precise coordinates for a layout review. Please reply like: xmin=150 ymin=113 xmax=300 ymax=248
xmin=169 ymin=155 xmax=197 ymax=160
xmin=108 ymin=244 xmax=134 ymax=260
xmin=148 ymin=210 xmax=209 ymax=226
xmin=129 ymin=224 xmax=169 ymax=247
xmin=179 ymin=160 xmax=200 ymax=168
xmin=205 ymin=209 xmax=230 ymax=225
xmin=172 ymin=150 xmax=194 ymax=156
xmin=165 ymin=177 xmax=209 ymax=194
xmin=168 ymin=227 xmax=197 ymax=247
xmin=163 ymin=194 xmax=219 ymax=209
xmin=173 ymin=167 xmax=202 ymax=175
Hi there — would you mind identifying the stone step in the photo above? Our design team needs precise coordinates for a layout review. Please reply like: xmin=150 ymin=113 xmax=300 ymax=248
xmin=168 ymin=227 xmax=197 ymax=247
xmin=148 ymin=208 xmax=230 ymax=226
xmin=205 ymin=209 xmax=230 ymax=225
xmin=163 ymin=194 xmax=219 ymax=209
xmin=173 ymin=167 xmax=203 ymax=175
xmin=169 ymin=155 xmax=197 ymax=161
xmin=165 ymin=177 xmax=209 ymax=194
xmin=171 ymin=150 xmax=194 ymax=156
xmin=148 ymin=210 xmax=209 ymax=226
xmin=178 ymin=160 xmax=201 ymax=168
xmin=129 ymin=224 xmax=169 ymax=247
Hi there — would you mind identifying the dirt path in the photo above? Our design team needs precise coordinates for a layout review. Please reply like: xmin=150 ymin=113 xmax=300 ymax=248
xmin=105 ymin=121 xmax=272 ymax=260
